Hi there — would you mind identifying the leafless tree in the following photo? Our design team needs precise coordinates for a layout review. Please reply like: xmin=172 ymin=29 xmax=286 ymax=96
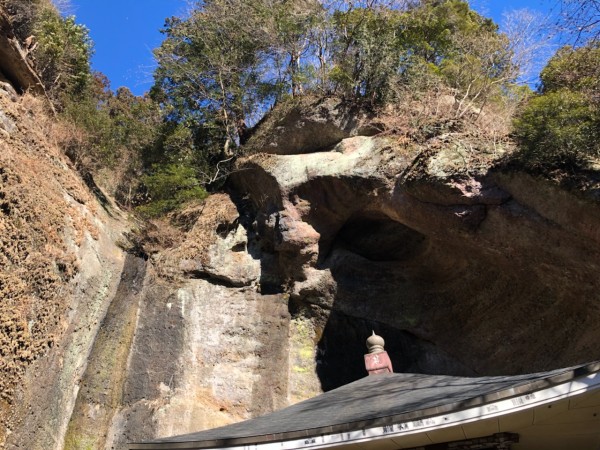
xmin=51 ymin=0 xmax=74 ymax=15
xmin=559 ymin=0 xmax=600 ymax=42
xmin=502 ymin=8 xmax=556 ymax=84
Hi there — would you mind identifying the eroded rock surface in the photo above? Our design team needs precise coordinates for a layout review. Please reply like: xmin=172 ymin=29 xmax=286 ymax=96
xmin=100 ymin=119 xmax=600 ymax=448
xmin=245 ymin=97 xmax=378 ymax=155
xmin=172 ymin=195 xmax=261 ymax=287
xmin=4 ymin=92 xmax=600 ymax=450
xmin=231 ymin=128 xmax=600 ymax=386
xmin=0 ymin=92 xmax=130 ymax=449
xmin=107 ymin=278 xmax=291 ymax=449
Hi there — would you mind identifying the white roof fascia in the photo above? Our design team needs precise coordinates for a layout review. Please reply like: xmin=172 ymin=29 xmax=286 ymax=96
xmin=218 ymin=372 xmax=600 ymax=450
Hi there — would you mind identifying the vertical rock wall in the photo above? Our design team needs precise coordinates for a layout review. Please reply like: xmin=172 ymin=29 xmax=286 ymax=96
xmin=107 ymin=196 xmax=320 ymax=448
xmin=10 ymin=221 xmax=128 ymax=450
xmin=0 ymin=89 xmax=131 ymax=449
xmin=5 ymin=93 xmax=600 ymax=450
xmin=64 ymin=254 xmax=146 ymax=450
xmin=110 ymin=279 xmax=290 ymax=445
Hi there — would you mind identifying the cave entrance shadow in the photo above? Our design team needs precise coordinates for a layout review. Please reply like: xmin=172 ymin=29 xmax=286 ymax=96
xmin=313 ymin=311 xmax=436 ymax=391
xmin=308 ymin=212 xmax=475 ymax=392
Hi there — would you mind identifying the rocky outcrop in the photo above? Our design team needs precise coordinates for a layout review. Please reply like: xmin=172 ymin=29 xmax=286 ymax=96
xmin=165 ymin=194 xmax=261 ymax=287
xmin=0 ymin=10 xmax=44 ymax=95
xmin=105 ymin=277 xmax=292 ymax=449
xmin=102 ymin=195 xmax=320 ymax=449
xmin=0 ymin=90 xmax=130 ymax=448
xmin=244 ymin=96 xmax=378 ymax=155
xmin=230 ymin=126 xmax=600 ymax=386
xmin=63 ymin=254 xmax=146 ymax=450
xmin=91 ymin=112 xmax=600 ymax=448
xmin=4 ymin=91 xmax=600 ymax=450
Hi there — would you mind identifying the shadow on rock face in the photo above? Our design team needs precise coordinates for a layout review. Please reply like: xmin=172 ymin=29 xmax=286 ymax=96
xmin=311 ymin=212 xmax=476 ymax=391
xmin=314 ymin=311 xmax=477 ymax=391
xmin=232 ymin=124 xmax=600 ymax=396
xmin=332 ymin=213 xmax=427 ymax=262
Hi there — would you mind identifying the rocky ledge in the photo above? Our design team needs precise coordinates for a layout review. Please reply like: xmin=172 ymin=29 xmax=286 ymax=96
xmin=228 ymin=98 xmax=600 ymax=387
xmin=8 ymin=98 xmax=600 ymax=450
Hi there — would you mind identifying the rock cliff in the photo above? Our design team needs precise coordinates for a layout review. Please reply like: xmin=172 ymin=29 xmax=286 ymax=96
xmin=226 ymin=99 xmax=600 ymax=390
xmin=103 ymin=98 xmax=600 ymax=447
xmin=2 ymin=87 xmax=600 ymax=450
xmin=233 ymin=107 xmax=600 ymax=380
xmin=0 ymin=89 xmax=131 ymax=448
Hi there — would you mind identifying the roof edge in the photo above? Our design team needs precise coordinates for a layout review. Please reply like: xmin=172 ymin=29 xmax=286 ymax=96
xmin=131 ymin=361 xmax=600 ymax=450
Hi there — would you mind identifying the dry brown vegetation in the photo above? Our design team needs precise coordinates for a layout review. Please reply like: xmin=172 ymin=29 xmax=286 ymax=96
xmin=151 ymin=194 xmax=240 ymax=281
xmin=377 ymin=82 xmax=518 ymax=143
xmin=0 ymin=92 xmax=100 ymax=438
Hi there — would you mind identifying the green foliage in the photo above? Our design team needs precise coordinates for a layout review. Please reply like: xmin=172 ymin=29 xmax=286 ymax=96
xmin=152 ymin=0 xmax=516 ymax=168
xmin=402 ymin=0 xmax=499 ymax=59
xmin=2 ymin=1 xmax=206 ymax=217
xmin=34 ymin=8 xmax=94 ymax=101
xmin=151 ymin=0 xmax=328 ymax=187
xmin=152 ymin=1 xmax=274 ymax=157
xmin=150 ymin=122 xmax=195 ymax=165
xmin=62 ymin=74 xmax=161 ymax=167
xmin=539 ymin=44 xmax=600 ymax=99
xmin=1 ymin=0 xmax=93 ymax=104
xmin=57 ymin=73 xmax=168 ymax=210
xmin=267 ymin=0 xmax=325 ymax=96
xmin=328 ymin=0 xmax=514 ymax=106
xmin=513 ymin=90 xmax=598 ymax=165
xmin=513 ymin=42 xmax=600 ymax=168
xmin=409 ymin=0 xmax=514 ymax=114
xmin=1 ymin=0 xmax=46 ymax=40
xmin=331 ymin=7 xmax=404 ymax=102
xmin=10 ymin=0 xmax=520 ymax=218
xmin=136 ymin=163 xmax=208 ymax=217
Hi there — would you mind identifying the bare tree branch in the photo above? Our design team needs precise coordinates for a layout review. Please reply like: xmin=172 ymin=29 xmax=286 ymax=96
xmin=559 ymin=0 xmax=600 ymax=43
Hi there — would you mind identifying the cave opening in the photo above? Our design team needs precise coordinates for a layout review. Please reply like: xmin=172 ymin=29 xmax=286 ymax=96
xmin=329 ymin=212 xmax=427 ymax=262
xmin=307 ymin=211 xmax=476 ymax=390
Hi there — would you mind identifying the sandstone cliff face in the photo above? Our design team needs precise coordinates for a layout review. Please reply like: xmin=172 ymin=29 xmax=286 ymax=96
xmin=3 ymin=92 xmax=600 ymax=450
xmin=230 ymin=108 xmax=600 ymax=387
xmin=0 ymin=17 xmax=137 ymax=448
xmin=101 ymin=100 xmax=600 ymax=447
xmin=0 ymin=90 xmax=131 ymax=448
xmin=102 ymin=195 xmax=320 ymax=450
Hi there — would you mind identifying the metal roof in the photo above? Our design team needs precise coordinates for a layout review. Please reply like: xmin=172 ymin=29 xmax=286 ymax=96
xmin=130 ymin=361 xmax=600 ymax=450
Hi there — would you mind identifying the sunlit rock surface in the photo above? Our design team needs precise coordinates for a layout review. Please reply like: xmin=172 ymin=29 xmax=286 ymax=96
xmin=4 ymin=91 xmax=600 ymax=450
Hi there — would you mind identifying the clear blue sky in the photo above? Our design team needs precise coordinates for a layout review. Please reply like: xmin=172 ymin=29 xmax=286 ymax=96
xmin=472 ymin=0 xmax=554 ymax=20
xmin=67 ymin=0 xmax=556 ymax=96
xmin=67 ymin=0 xmax=188 ymax=95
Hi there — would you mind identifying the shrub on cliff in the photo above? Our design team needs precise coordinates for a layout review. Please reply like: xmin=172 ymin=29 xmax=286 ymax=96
xmin=0 ymin=0 xmax=46 ymax=42
xmin=1 ymin=0 xmax=93 ymax=104
xmin=34 ymin=9 xmax=93 ymax=103
xmin=52 ymin=72 xmax=164 ymax=207
xmin=513 ymin=43 xmax=600 ymax=168
xmin=136 ymin=163 xmax=208 ymax=218
xmin=331 ymin=0 xmax=514 ymax=109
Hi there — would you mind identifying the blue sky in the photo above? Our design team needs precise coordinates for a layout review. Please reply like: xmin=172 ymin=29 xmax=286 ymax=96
xmin=67 ymin=0 xmax=189 ymax=95
xmin=472 ymin=0 xmax=555 ymax=21
xmin=67 ymin=0 xmax=556 ymax=96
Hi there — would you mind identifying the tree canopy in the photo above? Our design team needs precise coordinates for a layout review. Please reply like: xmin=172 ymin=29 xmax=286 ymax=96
xmin=151 ymin=0 xmax=517 ymax=173
xmin=513 ymin=41 xmax=600 ymax=168
xmin=16 ymin=0 xmax=600 ymax=216
xmin=559 ymin=0 xmax=600 ymax=42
